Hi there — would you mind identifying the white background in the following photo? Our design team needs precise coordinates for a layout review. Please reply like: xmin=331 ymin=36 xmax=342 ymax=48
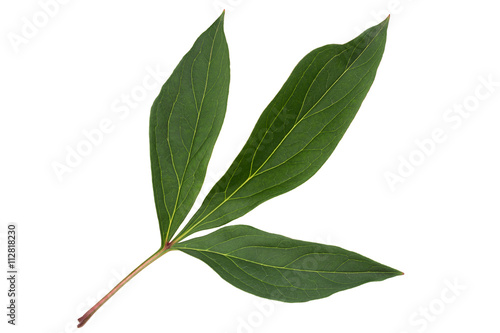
xmin=1 ymin=0 xmax=499 ymax=332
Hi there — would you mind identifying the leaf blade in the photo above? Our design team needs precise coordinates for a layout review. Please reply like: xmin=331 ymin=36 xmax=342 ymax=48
xmin=174 ymin=225 xmax=401 ymax=302
xmin=150 ymin=12 xmax=230 ymax=245
xmin=175 ymin=18 xmax=389 ymax=240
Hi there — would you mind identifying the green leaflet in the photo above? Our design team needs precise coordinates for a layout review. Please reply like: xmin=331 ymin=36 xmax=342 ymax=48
xmin=150 ymin=12 xmax=230 ymax=245
xmin=174 ymin=17 xmax=389 ymax=241
xmin=174 ymin=225 xmax=401 ymax=302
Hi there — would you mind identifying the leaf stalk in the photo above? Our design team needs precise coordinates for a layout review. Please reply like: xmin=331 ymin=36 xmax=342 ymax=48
xmin=77 ymin=242 xmax=173 ymax=328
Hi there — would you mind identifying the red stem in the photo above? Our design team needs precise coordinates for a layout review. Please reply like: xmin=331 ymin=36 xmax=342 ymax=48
xmin=77 ymin=243 xmax=172 ymax=328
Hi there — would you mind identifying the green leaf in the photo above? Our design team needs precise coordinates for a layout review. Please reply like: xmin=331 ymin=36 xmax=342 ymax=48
xmin=174 ymin=18 xmax=389 ymax=241
xmin=150 ymin=12 xmax=230 ymax=245
xmin=174 ymin=225 xmax=401 ymax=302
